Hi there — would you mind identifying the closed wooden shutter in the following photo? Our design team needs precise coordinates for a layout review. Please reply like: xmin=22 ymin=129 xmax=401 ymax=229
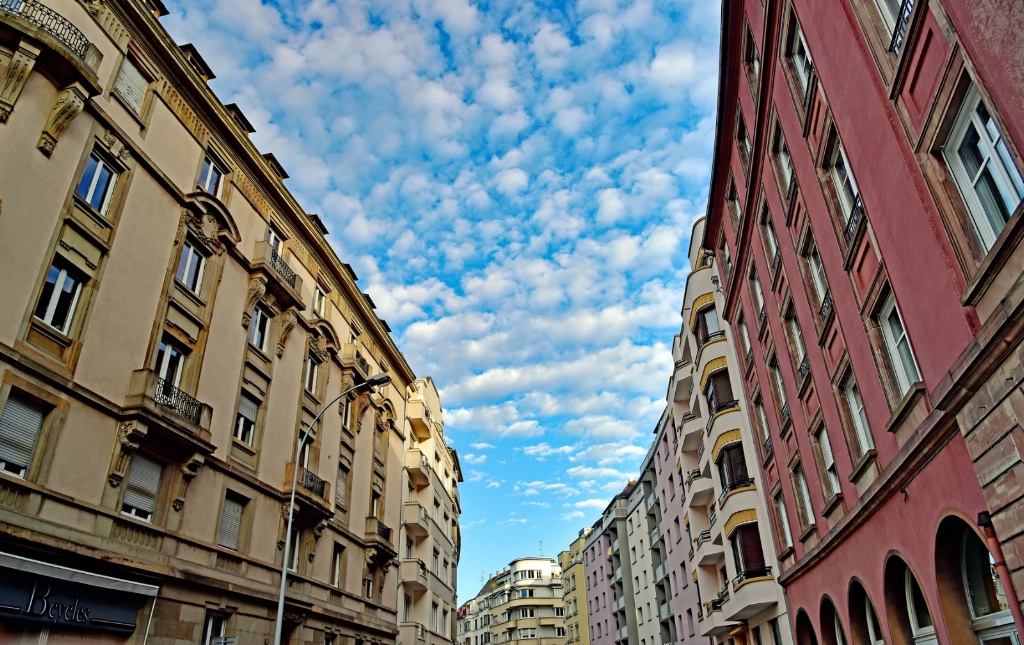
xmin=123 ymin=454 xmax=161 ymax=519
xmin=819 ymin=429 xmax=835 ymax=470
xmin=114 ymin=58 xmax=148 ymax=114
xmin=737 ymin=524 xmax=766 ymax=570
xmin=0 ymin=395 xmax=45 ymax=475
xmin=218 ymin=494 xmax=244 ymax=550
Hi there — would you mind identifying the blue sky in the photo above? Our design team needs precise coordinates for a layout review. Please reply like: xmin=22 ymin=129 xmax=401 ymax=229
xmin=165 ymin=0 xmax=721 ymax=597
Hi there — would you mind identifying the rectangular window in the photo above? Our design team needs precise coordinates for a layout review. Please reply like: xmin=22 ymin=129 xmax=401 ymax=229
xmin=830 ymin=142 xmax=861 ymax=224
xmin=314 ymin=287 xmax=327 ymax=316
xmin=0 ymin=393 xmax=45 ymax=478
xmin=234 ymin=391 xmax=258 ymax=445
xmin=792 ymin=464 xmax=814 ymax=529
xmin=217 ymin=492 xmax=246 ymax=551
xmin=774 ymin=129 xmax=794 ymax=195
xmin=34 ymin=260 xmax=83 ymax=335
xmin=199 ymin=153 xmax=226 ymax=197
xmin=694 ymin=305 xmax=722 ymax=345
xmin=816 ymin=428 xmax=841 ymax=498
xmin=121 ymin=453 xmax=162 ymax=522
xmin=874 ymin=0 xmax=903 ymax=32
xmin=287 ymin=527 xmax=300 ymax=571
xmin=304 ymin=356 xmax=319 ymax=393
xmin=753 ymin=395 xmax=769 ymax=446
xmin=788 ymin=19 xmax=813 ymax=96
xmin=762 ymin=207 xmax=780 ymax=266
xmin=249 ymin=306 xmax=271 ymax=352
xmin=737 ymin=115 xmax=752 ymax=173
xmin=267 ymin=226 xmax=284 ymax=255
xmin=520 ymin=608 xmax=535 ymax=618
xmin=750 ymin=269 xmax=766 ymax=323
xmin=76 ymin=151 xmax=118 ymax=214
xmin=806 ymin=240 xmax=829 ymax=307
xmin=845 ymin=374 xmax=874 ymax=456
xmin=336 ymin=462 xmax=349 ymax=508
xmin=730 ymin=523 xmax=766 ymax=574
xmin=773 ymin=491 xmax=793 ymax=551
xmin=201 ymin=612 xmax=226 ymax=645
xmin=113 ymin=57 xmax=148 ymax=114
xmin=878 ymin=292 xmax=921 ymax=396
xmin=332 ymin=544 xmax=345 ymax=587
xmin=770 ymin=356 xmax=788 ymax=410
xmin=738 ymin=315 xmax=752 ymax=361
xmin=175 ymin=240 xmax=206 ymax=294
xmin=743 ymin=25 xmax=760 ymax=89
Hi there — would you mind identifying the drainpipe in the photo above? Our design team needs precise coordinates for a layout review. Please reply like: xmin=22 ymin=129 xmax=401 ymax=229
xmin=978 ymin=512 xmax=1024 ymax=637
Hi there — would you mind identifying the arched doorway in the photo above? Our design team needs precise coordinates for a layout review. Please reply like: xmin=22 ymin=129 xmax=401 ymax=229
xmin=883 ymin=556 xmax=937 ymax=645
xmin=796 ymin=609 xmax=819 ymax=645
xmin=819 ymin=597 xmax=848 ymax=645
xmin=935 ymin=516 xmax=1020 ymax=644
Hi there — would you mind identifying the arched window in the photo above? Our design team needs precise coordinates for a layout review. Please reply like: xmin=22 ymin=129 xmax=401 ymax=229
xmin=962 ymin=531 xmax=1018 ymax=644
xmin=904 ymin=568 xmax=937 ymax=644
xmin=864 ymin=595 xmax=885 ymax=645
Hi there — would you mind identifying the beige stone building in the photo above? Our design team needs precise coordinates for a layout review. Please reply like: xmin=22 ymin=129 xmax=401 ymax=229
xmin=399 ymin=377 xmax=462 ymax=645
xmin=668 ymin=218 xmax=790 ymax=643
xmin=0 ymin=0 xmax=458 ymax=642
xmin=459 ymin=558 xmax=565 ymax=645
xmin=557 ymin=528 xmax=590 ymax=645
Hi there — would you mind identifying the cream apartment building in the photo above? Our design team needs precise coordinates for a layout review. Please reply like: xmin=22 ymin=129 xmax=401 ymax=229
xmin=557 ymin=528 xmax=591 ymax=645
xmin=667 ymin=218 xmax=791 ymax=643
xmin=624 ymin=474 xmax=666 ymax=645
xmin=0 ymin=0 xmax=447 ymax=641
xmin=460 ymin=558 xmax=565 ymax=645
xmin=400 ymin=377 xmax=462 ymax=645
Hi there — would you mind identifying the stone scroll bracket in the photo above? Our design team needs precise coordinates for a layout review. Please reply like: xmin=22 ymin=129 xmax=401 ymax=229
xmin=37 ymin=82 xmax=88 ymax=157
xmin=0 ymin=41 xmax=42 ymax=123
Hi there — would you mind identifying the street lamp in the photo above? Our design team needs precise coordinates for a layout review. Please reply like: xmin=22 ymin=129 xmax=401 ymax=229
xmin=273 ymin=372 xmax=392 ymax=645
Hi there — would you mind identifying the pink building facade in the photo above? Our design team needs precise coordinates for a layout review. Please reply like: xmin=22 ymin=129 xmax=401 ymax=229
xmin=703 ymin=0 xmax=1024 ymax=644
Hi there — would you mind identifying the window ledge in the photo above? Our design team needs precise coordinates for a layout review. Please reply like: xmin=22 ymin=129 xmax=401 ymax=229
xmin=961 ymin=200 xmax=1024 ymax=308
xmin=821 ymin=493 xmax=843 ymax=516
xmin=172 ymin=278 xmax=207 ymax=308
xmin=885 ymin=381 xmax=927 ymax=433
xmin=231 ymin=438 xmax=256 ymax=457
xmin=848 ymin=449 xmax=878 ymax=484
xmin=70 ymin=195 xmax=113 ymax=230
xmin=798 ymin=524 xmax=817 ymax=543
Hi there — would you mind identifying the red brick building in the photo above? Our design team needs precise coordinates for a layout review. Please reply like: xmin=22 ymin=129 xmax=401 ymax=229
xmin=703 ymin=0 xmax=1024 ymax=643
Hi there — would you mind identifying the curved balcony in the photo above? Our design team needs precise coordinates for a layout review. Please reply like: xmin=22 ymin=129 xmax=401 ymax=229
xmin=686 ymin=470 xmax=714 ymax=507
xmin=403 ymin=502 xmax=429 ymax=537
xmin=725 ymin=567 xmax=777 ymax=621
xmin=717 ymin=479 xmax=757 ymax=516
xmin=699 ymin=588 xmax=740 ymax=637
xmin=1 ymin=0 xmax=87 ymax=57
xmin=679 ymin=411 xmax=703 ymax=451
xmin=705 ymin=399 xmax=740 ymax=435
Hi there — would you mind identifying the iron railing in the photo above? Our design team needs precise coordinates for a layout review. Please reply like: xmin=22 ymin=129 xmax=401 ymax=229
xmin=843 ymin=196 xmax=865 ymax=243
xmin=698 ymin=330 xmax=725 ymax=349
xmin=771 ymin=250 xmax=781 ymax=274
xmin=270 ymin=249 xmax=297 ymax=288
xmin=745 ymin=348 xmax=753 ymax=367
xmin=819 ymin=291 xmax=834 ymax=322
xmin=889 ymin=0 xmax=915 ymax=55
xmin=763 ymin=437 xmax=773 ymax=458
xmin=0 ymin=0 xmax=90 ymax=59
xmin=781 ymin=402 xmax=792 ymax=425
xmin=686 ymin=469 xmax=701 ymax=487
xmin=709 ymin=506 xmax=717 ymax=526
xmin=300 ymin=467 xmax=326 ymax=498
xmin=155 ymin=377 xmax=202 ymax=424
xmin=377 ymin=520 xmax=392 ymax=541
xmin=706 ymin=399 xmax=739 ymax=430
xmin=695 ymin=529 xmax=712 ymax=547
xmin=718 ymin=478 xmax=755 ymax=505
xmin=355 ymin=350 xmax=370 ymax=376
xmin=733 ymin=566 xmax=773 ymax=586
xmin=698 ymin=440 xmax=705 ymax=459
xmin=758 ymin=305 xmax=767 ymax=328
xmin=799 ymin=354 xmax=810 ymax=381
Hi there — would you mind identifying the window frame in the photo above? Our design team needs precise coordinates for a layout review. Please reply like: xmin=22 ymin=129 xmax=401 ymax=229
xmin=249 ymin=305 xmax=272 ymax=353
xmin=120 ymin=452 xmax=163 ymax=523
xmin=217 ymin=490 xmax=247 ymax=551
xmin=75 ymin=149 xmax=120 ymax=215
xmin=0 ymin=391 xmax=47 ymax=479
xmin=34 ymin=260 xmax=84 ymax=336
xmin=175 ymin=238 xmax=207 ymax=295
xmin=791 ymin=464 xmax=815 ymax=531
xmin=877 ymin=291 xmax=921 ymax=397
xmin=786 ymin=15 xmax=814 ymax=98
xmin=844 ymin=373 xmax=874 ymax=457
xmin=815 ymin=426 xmax=842 ymax=500
xmin=198 ymin=151 xmax=228 ymax=198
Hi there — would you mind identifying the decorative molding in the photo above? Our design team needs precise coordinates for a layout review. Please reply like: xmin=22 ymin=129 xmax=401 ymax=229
xmin=276 ymin=309 xmax=297 ymax=357
xmin=110 ymin=420 xmax=147 ymax=487
xmin=37 ymin=83 xmax=88 ymax=156
xmin=0 ymin=41 xmax=41 ymax=123
xmin=242 ymin=277 xmax=266 ymax=328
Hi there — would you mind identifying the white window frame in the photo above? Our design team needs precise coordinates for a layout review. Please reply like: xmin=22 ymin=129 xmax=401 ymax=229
xmin=789 ymin=20 xmax=813 ymax=95
xmin=234 ymin=391 xmax=258 ymax=446
xmin=175 ymin=240 xmax=206 ymax=295
xmin=332 ymin=544 xmax=344 ymax=587
xmin=873 ymin=0 xmax=902 ymax=32
xmin=771 ymin=358 xmax=787 ymax=408
xmin=807 ymin=242 xmax=829 ymax=305
xmin=287 ymin=527 xmax=300 ymax=572
xmin=817 ymin=428 xmax=841 ymax=497
xmin=314 ymin=286 xmax=327 ymax=316
xmin=905 ymin=568 xmax=937 ymax=642
xmin=793 ymin=465 xmax=814 ymax=528
xmin=217 ymin=493 xmax=244 ymax=551
xmin=155 ymin=338 xmax=185 ymax=388
xmin=199 ymin=152 xmax=226 ymax=197
xmin=267 ymin=226 xmax=284 ymax=255
xmin=878 ymin=292 xmax=921 ymax=396
xmin=845 ymin=375 xmax=874 ymax=455
xmin=774 ymin=491 xmax=793 ymax=550
xmin=751 ymin=270 xmax=766 ymax=315
xmin=249 ymin=306 xmax=271 ymax=353
xmin=831 ymin=143 xmax=861 ymax=223
xmin=201 ymin=612 xmax=226 ymax=645
xmin=0 ymin=393 xmax=45 ymax=478
xmin=787 ymin=312 xmax=806 ymax=363
xmin=121 ymin=453 xmax=162 ymax=523
xmin=865 ymin=595 xmax=885 ymax=645
xmin=944 ymin=84 xmax=1024 ymax=252
xmin=775 ymin=132 xmax=794 ymax=191
xmin=304 ymin=355 xmax=319 ymax=393
xmin=76 ymin=151 xmax=119 ymax=214
xmin=35 ymin=261 xmax=83 ymax=335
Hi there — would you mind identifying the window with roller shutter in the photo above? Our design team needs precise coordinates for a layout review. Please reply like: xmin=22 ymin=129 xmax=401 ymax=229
xmin=0 ymin=393 xmax=45 ymax=478
xmin=217 ymin=492 xmax=246 ymax=550
xmin=730 ymin=523 xmax=766 ymax=575
xmin=121 ymin=453 xmax=162 ymax=522
xmin=816 ymin=428 xmax=841 ymax=498
xmin=234 ymin=391 xmax=259 ymax=445
xmin=113 ymin=58 xmax=150 ymax=115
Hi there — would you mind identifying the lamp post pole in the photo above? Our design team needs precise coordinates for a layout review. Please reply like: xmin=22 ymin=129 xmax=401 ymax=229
xmin=273 ymin=372 xmax=392 ymax=645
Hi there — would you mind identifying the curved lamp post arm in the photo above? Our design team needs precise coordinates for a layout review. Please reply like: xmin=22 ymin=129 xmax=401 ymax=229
xmin=273 ymin=373 xmax=391 ymax=645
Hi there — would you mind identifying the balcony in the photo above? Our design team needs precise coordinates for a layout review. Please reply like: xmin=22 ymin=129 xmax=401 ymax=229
xmin=365 ymin=516 xmax=396 ymax=558
xmin=285 ymin=462 xmax=331 ymax=515
xmin=680 ymin=411 xmax=703 ymax=451
xmin=705 ymin=399 xmax=739 ymax=432
xmin=650 ymin=525 xmax=661 ymax=544
xmin=694 ymin=530 xmax=724 ymax=566
xmin=613 ymin=595 xmax=625 ymax=612
xmin=697 ymin=330 xmax=725 ymax=352
xmin=403 ymin=502 xmax=430 ymax=537
xmin=251 ymin=240 xmax=303 ymax=310
xmin=655 ymin=562 xmax=668 ymax=581
xmin=799 ymin=354 xmax=810 ymax=382
xmin=614 ymin=567 xmax=622 ymax=582
xmin=780 ymin=402 xmax=792 ymax=426
xmin=340 ymin=342 xmax=372 ymax=384
xmin=615 ymin=627 xmax=628 ymax=642
xmin=406 ymin=449 xmax=430 ymax=487
xmin=659 ymin=602 xmax=671 ymax=621
xmin=717 ymin=478 xmax=755 ymax=508
xmin=843 ymin=195 xmax=865 ymax=244
xmin=407 ymin=397 xmax=433 ymax=440
xmin=611 ymin=537 xmax=619 ymax=552
xmin=687 ymin=472 xmax=714 ymax=507
xmin=0 ymin=0 xmax=90 ymax=58
xmin=725 ymin=567 xmax=777 ymax=621
xmin=646 ymin=491 xmax=657 ymax=514
xmin=401 ymin=558 xmax=428 ymax=592
xmin=122 ymin=369 xmax=213 ymax=454
xmin=890 ymin=0 xmax=915 ymax=54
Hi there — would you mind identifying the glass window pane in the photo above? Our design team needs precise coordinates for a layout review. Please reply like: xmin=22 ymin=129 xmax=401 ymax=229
xmin=76 ymin=154 xmax=99 ymax=201
xmin=34 ymin=265 xmax=61 ymax=320
xmin=51 ymin=272 xmax=80 ymax=332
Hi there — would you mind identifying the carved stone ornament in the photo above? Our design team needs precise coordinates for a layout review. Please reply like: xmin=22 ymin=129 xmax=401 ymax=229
xmin=277 ymin=539 xmax=285 ymax=551
xmin=308 ymin=331 xmax=329 ymax=363
xmin=276 ymin=309 xmax=297 ymax=358
xmin=242 ymin=277 xmax=266 ymax=328
xmin=307 ymin=551 xmax=315 ymax=563
xmin=83 ymin=0 xmax=104 ymax=15
xmin=0 ymin=42 xmax=41 ymax=123
xmin=37 ymin=83 xmax=89 ymax=157
xmin=172 ymin=453 xmax=205 ymax=512
xmin=111 ymin=421 xmax=147 ymax=485
xmin=313 ymin=520 xmax=328 ymax=541
xmin=184 ymin=209 xmax=225 ymax=256
xmin=364 ymin=547 xmax=378 ymax=565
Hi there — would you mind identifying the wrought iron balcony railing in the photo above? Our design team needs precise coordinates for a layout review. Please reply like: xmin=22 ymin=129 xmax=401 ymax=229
xmin=763 ymin=437 xmax=773 ymax=458
xmin=706 ymin=399 xmax=739 ymax=430
xmin=300 ymin=467 xmax=326 ymax=498
xmin=377 ymin=519 xmax=392 ymax=541
xmin=270 ymin=249 xmax=297 ymax=288
xmin=0 ymin=0 xmax=90 ymax=59
xmin=843 ymin=196 xmax=865 ymax=243
xmin=780 ymin=402 xmax=792 ymax=425
xmin=686 ymin=469 xmax=701 ymax=487
xmin=745 ymin=348 xmax=753 ymax=367
xmin=889 ymin=0 xmax=915 ymax=55
xmin=733 ymin=566 xmax=773 ymax=586
xmin=698 ymin=330 xmax=725 ymax=350
xmin=819 ymin=290 xmax=834 ymax=322
xmin=799 ymin=354 xmax=810 ymax=381
xmin=718 ymin=478 xmax=755 ymax=505
xmin=155 ymin=378 xmax=202 ymax=424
